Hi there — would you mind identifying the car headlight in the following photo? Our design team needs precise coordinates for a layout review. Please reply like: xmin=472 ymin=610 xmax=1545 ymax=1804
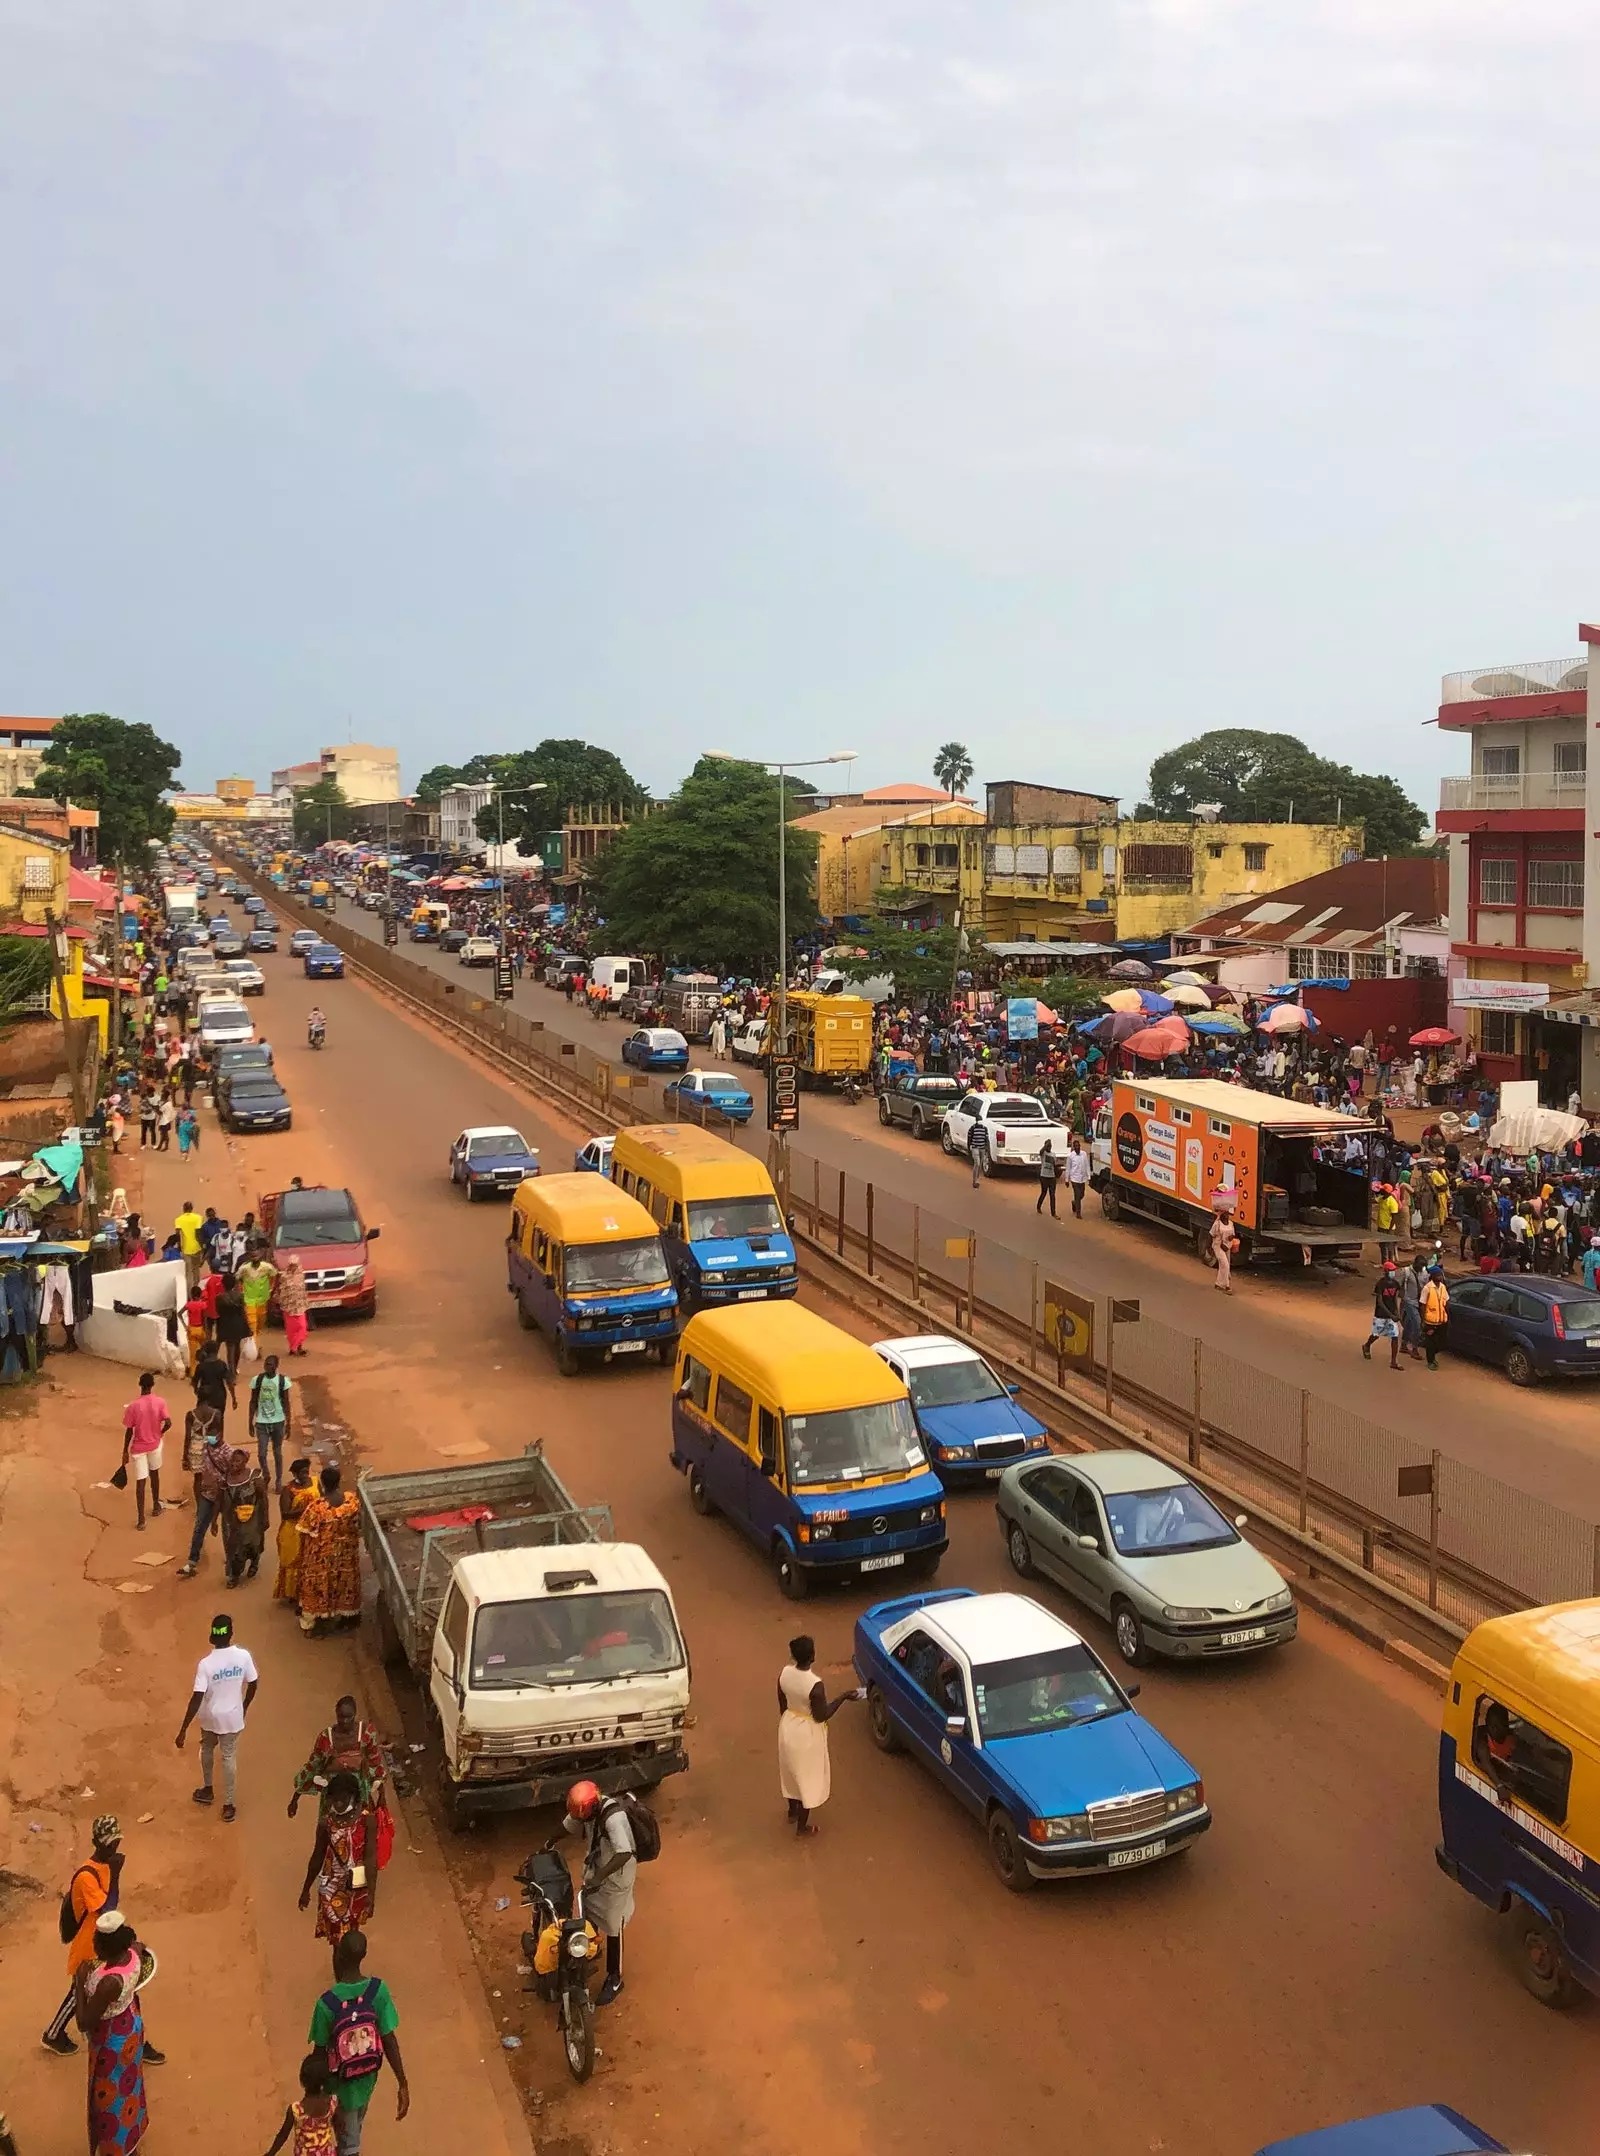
xmin=1162 ymin=1606 xmax=1212 ymax=1623
xmin=938 ymin=1445 xmax=975 ymax=1462
xmin=811 ymin=1524 xmax=834 ymax=1541
xmin=918 ymin=1503 xmax=943 ymax=1524
xmin=1165 ymin=1781 xmax=1204 ymax=1816
xmin=1265 ymin=1588 xmax=1294 ymax=1614
xmin=344 ymin=1267 xmax=366 ymax=1286
xmin=1027 ymin=1814 xmax=1089 ymax=1844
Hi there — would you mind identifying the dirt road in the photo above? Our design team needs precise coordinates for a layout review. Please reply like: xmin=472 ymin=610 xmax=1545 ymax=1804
xmin=119 ymin=923 xmax=1589 ymax=2156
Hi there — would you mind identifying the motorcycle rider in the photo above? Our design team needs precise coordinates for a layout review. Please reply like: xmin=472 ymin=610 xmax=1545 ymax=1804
xmin=307 ymin=1006 xmax=327 ymax=1047
xmin=551 ymin=1779 xmax=635 ymax=2006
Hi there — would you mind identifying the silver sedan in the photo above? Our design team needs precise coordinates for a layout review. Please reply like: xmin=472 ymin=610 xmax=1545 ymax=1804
xmin=995 ymin=1448 xmax=1296 ymax=1666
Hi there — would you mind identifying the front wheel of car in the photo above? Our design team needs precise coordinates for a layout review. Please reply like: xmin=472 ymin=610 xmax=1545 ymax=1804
xmin=987 ymin=1810 xmax=1036 ymax=1894
xmin=1505 ymin=1342 xmax=1540 ymax=1388
xmin=1113 ymin=1599 xmax=1150 ymax=1667
xmin=554 ymin=1335 xmax=581 ymax=1378
xmin=867 ymin=1684 xmax=903 ymax=1754
xmin=1006 ymin=1522 xmax=1035 ymax=1579
xmin=773 ymin=1542 xmax=809 ymax=1600
xmin=877 ymin=1095 xmax=890 ymax=1125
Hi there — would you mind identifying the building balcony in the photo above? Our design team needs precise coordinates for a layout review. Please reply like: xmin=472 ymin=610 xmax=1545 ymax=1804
xmin=1438 ymin=773 xmax=1586 ymax=814
xmin=1441 ymin=657 xmax=1587 ymax=703
xmin=1120 ymin=875 xmax=1193 ymax=894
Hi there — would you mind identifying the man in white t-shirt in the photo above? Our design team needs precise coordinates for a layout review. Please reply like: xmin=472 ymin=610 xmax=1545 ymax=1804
xmin=174 ymin=1613 xmax=259 ymax=1823
xmin=1064 ymin=1135 xmax=1092 ymax=1218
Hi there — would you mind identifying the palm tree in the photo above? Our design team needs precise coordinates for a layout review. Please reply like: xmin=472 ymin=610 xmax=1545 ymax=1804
xmin=933 ymin=743 xmax=974 ymax=801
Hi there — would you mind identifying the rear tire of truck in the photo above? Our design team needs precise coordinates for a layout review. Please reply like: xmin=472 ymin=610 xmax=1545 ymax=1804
xmin=1196 ymin=1225 xmax=1218 ymax=1267
xmin=774 ymin=1542 xmax=809 ymax=1600
xmin=878 ymin=1095 xmax=891 ymax=1125
xmin=688 ymin=1467 xmax=715 ymax=1517
xmin=911 ymin=1109 xmax=926 ymax=1139
xmin=1101 ymin=1184 xmax=1121 ymax=1221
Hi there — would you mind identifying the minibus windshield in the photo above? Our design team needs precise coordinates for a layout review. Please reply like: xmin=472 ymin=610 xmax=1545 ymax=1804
xmin=785 ymin=1397 xmax=924 ymax=1484
xmin=688 ymin=1197 xmax=785 ymax=1242
xmin=565 ymin=1237 xmax=670 ymax=1291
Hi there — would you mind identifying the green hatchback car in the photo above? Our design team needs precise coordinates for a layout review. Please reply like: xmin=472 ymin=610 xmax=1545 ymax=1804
xmin=995 ymin=1449 xmax=1296 ymax=1666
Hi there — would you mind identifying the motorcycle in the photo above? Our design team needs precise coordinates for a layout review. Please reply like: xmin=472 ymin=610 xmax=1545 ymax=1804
xmin=841 ymin=1072 xmax=866 ymax=1106
xmin=516 ymin=1848 xmax=599 ymax=2083
xmin=307 ymin=1020 xmax=326 ymax=1051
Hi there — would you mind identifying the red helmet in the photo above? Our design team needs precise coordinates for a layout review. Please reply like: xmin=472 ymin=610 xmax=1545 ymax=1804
xmin=566 ymin=1780 xmax=602 ymax=1820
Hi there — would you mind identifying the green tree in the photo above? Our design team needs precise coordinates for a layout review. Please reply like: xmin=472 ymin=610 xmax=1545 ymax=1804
xmin=291 ymin=777 xmax=355 ymax=847
xmin=839 ymin=912 xmax=960 ymax=1004
xmin=0 ymin=935 xmax=54 ymax=1019
xmin=587 ymin=756 xmax=818 ymax=975
xmin=471 ymin=740 xmax=649 ymax=855
xmin=30 ymin=713 xmax=181 ymax=867
xmin=1138 ymin=728 xmax=1426 ymax=856
xmin=933 ymin=742 xmax=974 ymax=799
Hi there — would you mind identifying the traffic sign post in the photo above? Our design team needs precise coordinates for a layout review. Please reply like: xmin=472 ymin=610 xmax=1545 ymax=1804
xmin=767 ymin=1057 xmax=800 ymax=1133
xmin=494 ymin=953 xmax=515 ymax=1002
xmin=1043 ymin=1281 xmax=1095 ymax=1387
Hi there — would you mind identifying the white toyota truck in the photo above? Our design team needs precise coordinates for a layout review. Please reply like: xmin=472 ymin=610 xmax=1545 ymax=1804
xmin=939 ymin=1090 xmax=1072 ymax=1175
xmin=362 ymin=1446 xmax=690 ymax=1827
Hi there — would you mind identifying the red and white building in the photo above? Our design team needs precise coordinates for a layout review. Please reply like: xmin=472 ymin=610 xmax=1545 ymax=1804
xmin=1434 ymin=627 xmax=1600 ymax=1104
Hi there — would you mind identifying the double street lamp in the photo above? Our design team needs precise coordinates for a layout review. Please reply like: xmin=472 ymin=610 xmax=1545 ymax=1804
xmin=484 ymin=782 xmax=546 ymax=992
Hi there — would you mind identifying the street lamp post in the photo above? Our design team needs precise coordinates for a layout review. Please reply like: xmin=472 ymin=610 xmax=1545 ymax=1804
xmin=486 ymin=782 xmax=546 ymax=993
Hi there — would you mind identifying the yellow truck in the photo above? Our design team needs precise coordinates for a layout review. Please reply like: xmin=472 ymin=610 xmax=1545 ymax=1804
xmin=729 ymin=991 xmax=875 ymax=1088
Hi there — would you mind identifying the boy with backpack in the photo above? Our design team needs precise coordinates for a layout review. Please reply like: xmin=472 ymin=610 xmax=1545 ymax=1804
xmin=552 ymin=1780 xmax=660 ymax=2007
xmin=307 ymin=1930 xmax=409 ymax=2155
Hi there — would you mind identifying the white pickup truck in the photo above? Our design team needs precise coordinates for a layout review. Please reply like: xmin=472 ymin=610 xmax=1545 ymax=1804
xmin=458 ymin=935 xmax=499 ymax=968
xmin=729 ymin=1019 xmax=768 ymax=1064
xmin=939 ymin=1091 xmax=1072 ymax=1175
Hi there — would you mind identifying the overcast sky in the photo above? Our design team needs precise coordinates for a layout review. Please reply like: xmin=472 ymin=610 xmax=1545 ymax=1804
xmin=4 ymin=0 xmax=1598 ymax=814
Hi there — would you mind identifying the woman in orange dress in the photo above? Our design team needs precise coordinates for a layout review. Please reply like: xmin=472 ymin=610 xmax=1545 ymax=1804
xmin=295 ymin=1465 xmax=362 ymax=1635
xmin=273 ymin=1459 xmax=315 ymax=1607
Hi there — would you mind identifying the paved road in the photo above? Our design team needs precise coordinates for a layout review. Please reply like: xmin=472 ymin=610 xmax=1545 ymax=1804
xmin=332 ymin=897 xmax=1600 ymax=1524
xmin=225 ymin=906 xmax=1590 ymax=2156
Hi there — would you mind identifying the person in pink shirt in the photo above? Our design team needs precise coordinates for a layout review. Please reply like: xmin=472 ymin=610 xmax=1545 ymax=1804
xmin=121 ymin=1371 xmax=172 ymax=1530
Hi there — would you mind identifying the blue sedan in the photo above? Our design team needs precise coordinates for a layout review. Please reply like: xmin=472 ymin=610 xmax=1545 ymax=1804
xmin=620 ymin=1027 xmax=689 ymax=1072
xmin=247 ymin=928 xmax=278 ymax=952
xmin=1254 ymin=2109 xmax=1506 ymax=2156
xmin=450 ymin=1125 xmax=540 ymax=1200
xmin=663 ymin=1068 xmax=754 ymax=1124
xmin=854 ymin=1586 xmax=1209 ymax=1892
xmin=873 ymin=1334 xmax=1049 ymax=1487
xmin=574 ymin=1135 xmax=615 ymax=1174
xmin=304 ymin=943 xmax=345 ymax=979
xmin=1442 ymin=1274 xmax=1600 ymax=1385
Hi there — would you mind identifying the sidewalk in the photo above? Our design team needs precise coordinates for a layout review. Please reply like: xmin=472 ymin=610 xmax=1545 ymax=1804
xmin=0 ymin=1094 xmax=530 ymax=2156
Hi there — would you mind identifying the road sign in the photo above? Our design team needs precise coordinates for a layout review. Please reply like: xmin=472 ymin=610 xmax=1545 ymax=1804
xmin=1397 ymin=1463 xmax=1435 ymax=1498
xmin=382 ymin=912 xmax=398 ymax=947
xmin=494 ymin=954 xmax=515 ymax=1002
xmin=1043 ymin=1281 xmax=1095 ymax=1367
xmin=1110 ymin=1298 xmax=1142 ymax=1324
xmin=768 ymin=1057 xmax=800 ymax=1132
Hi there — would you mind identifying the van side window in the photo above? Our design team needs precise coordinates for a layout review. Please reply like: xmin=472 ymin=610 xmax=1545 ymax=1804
xmin=616 ymin=1168 xmax=635 ymax=1196
xmin=441 ymin=1586 xmax=471 ymax=1667
xmin=510 ymin=1208 xmax=528 ymax=1249
xmin=635 ymin=1179 xmax=653 ymax=1213
xmin=667 ymin=1202 xmax=686 ymax=1236
xmin=650 ymin=1187 xmax=669 ymax=1227
xmin=681 ymin=1355 xmax=712 ymax=1412
xmin=713 ymin=1377 xmax=753 ymax=1446
xmin=757 ymin=1407 xmax=780 ymax=1477
xmin=532 ymin=1228 xmax=550 ymax=1271
xmin=1470 ymin=1693 xmax=1573 ymax=1824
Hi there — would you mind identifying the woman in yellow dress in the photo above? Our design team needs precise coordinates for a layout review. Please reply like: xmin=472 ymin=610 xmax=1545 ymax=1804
xmin=274 ymin=1457 xmax=315 ymax=1607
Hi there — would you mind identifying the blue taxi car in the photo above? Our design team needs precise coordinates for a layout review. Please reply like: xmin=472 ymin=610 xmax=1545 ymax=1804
xmin=872 ymin=1335 xmax=1049 ymax=1489
xmin=620 ymin=1027 xmax=690 ymax=1073
xmin=662 ymin=1069 xmax=754 ymax=1124
xmin=1253 ymin=2109 xmax=1505 ymax=2156
xmin=854 ymin=1586 xmax=1209 ymax=1891
xmin=574 ymin=1135 xmax=615 ymax=1175
xmin=304 ymin=942 xmax=345 ymax=979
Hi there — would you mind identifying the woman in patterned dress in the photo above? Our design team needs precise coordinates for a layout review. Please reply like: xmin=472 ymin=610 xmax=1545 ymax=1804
xmin=288 ymin=1694 xmax=389 ymax=1820
xmin=273 ymin=1458 xmax=315 ymax=1606
xmin=75 ymin=1914 xmax=153 ymax=2156
xmin=297 ymin=1773 xmax=375 ymax=1945
xmin=294 ymin=1467 xmax=363 ymax=1635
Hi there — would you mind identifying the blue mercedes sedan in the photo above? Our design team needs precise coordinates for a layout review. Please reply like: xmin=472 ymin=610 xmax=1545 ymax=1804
xmin=872 ymin=1334 xmax=1050 ymax=1488
xmin=854 ymin=1587 xmax=1209 ymax=1891
xmin=662 ymin=1069 xmax=754 ymax=1124
xmin=620 ymin=1027 xmax=689 ymax=1072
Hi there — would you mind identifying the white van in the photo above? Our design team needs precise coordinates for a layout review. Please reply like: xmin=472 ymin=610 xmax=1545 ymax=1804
xmin=588 ymin=955 xmax=648 ymax=1004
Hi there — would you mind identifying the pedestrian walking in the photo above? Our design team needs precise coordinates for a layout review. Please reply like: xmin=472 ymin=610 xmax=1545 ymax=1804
xmin=175 ymin=1105 xmax=199 ymax=1156
xmin=553 ymin=1780 xmax=637 ymax=2006
xmin=119 ymin=1372 xmax=171 ymax=1531
xmin=41 ymin=1817 xmax=165 ymax=2064
xmin=249 ymin=1355 xmax=293 ymax=1488
xmin=1362 ymin=1262 xmax=1406 ymax=1371
xmin=191 ymin=1339 xmax=237 ymax=1439
xmin=74 ymin=1912 xmax=158 ymax=2156
xmin=295 ymin=1466 xmax=363 ymax=1634
xmin=262 ymin=2051 xmax=340 ymax=2156
xmin=1400 ymin=1256 xmax=1425 ymax=1361
xmin=289 ymin=1696 xmax=390 ymax=1819
xmin=299 ymin=1773 xmax=376 ymax=1945
xmin=1035 ymin=1142 xmax=1059 ymax=1217
xmin=218 ymin=1447 xmax=269 ymax=1586
xmin=1065 ymin=1134 xmax=1091 ymax=1218
xmin=1421 ymin=1264 xmax=1450 ymax=1371
xmin=1209 ymin=1209 xmax=1235 ymax=1292
xmin=778 ymin=1634 xmax=865 ymax=1838
xmin=156 ymin=1093 xmax=175 ymax=1151
xmin=174 ymin=1201 xmax=205 ymax=1293
xmin=274 ymin=1458 xmax=316 ymax=1606
xmin=279 ymin=1256 xmax=311 ymax=1357
xmin=969 ymin=1124 xmax=988 ymax=1188
xmin=174 ymin=1611 xmax=259 ymax=1823
xmin=138 ymin=1091 xmax=159 ymax=1149
xmin=307 ymin=1929 xmax=409 ymax=2156
xmin=239 ymin=1252 xmax=276 ymax=1344
xmin=214 ymin=1274 xmax=251 ymax=1378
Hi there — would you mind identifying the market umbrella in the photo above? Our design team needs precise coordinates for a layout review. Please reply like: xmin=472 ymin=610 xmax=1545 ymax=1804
xmin=1410 ymin=1026 xmax=1459 ymax=1048
xmin=1102 ymin=988 xmax=1147 ymax=1012
xmin=1034 ymin=1001 xmax=1059 ymax=1027
xmin=1259 ymin=1003 xmax=1318 ymax=1034
xmin=1077 ymin=1010 xmax=1150 ymax=1044
xmin=1164 ymin=984 xmax=1212 ymax=1008
xmin=1108 ymin=958 xmax=1154 ymax=980
xmin=1122 ymin=1017 xmax=1192 ymax=1059
xmin=1136 ymin=989 xmax=1177 ymax=1014
xmin=1189 ymin=1010 xmax=1248 ymax=1035
xmin=1163 ymin=969 xmax=1208 ymax=986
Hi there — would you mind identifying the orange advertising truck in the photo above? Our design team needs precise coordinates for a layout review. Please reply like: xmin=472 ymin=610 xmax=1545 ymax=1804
xmin=1091 ymin=1077 xmax=1385 ymax=1271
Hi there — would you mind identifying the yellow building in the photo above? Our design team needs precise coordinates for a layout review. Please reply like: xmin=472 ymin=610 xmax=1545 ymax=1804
xmin=877 ymin=795 xmax=1362 ymax=945
xmin=0 ymin=823 xmax=107 ymax=1042
xmin=793 ymin=796 xmax=987 ymax=919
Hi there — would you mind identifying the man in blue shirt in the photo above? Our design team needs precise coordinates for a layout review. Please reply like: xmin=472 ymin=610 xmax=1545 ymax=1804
xmin=1581 ymin=1236 xmax=1600 ymax=1293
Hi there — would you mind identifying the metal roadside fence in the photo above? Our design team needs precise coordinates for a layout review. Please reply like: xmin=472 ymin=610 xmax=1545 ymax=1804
xmin=779 ymin=1143 xmax=1600 ymax=1635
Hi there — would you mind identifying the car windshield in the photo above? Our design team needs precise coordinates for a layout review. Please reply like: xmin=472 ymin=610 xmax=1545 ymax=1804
xmin=785 ymin=1396 xmax=924 ymax=1484
xmin=470 ymin=1588 xmax=685 ymax=1689
xmin=565 ymin=1237 xmax=670 ymax=1290
xmin=274 ymin=1192 xmax=362 ymax=1247
xmin=467 ymin=1132 xmax=529 ymax=1158
xmin=988 ymin=1099 xmax=1046 ymax=1122
xmin=1103 ymin=1482 xmax=1237 ymax=1556
xmin=906 ymin=1358 xmax=1007 ymax=1409
xmin=971 ymin=1644 xmax=1126 ymax=1740
xmin=202 ymin=1005 xmax=249 ymax=1027
xmin=687 ymin=1197 xmax=785 ymax=1241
